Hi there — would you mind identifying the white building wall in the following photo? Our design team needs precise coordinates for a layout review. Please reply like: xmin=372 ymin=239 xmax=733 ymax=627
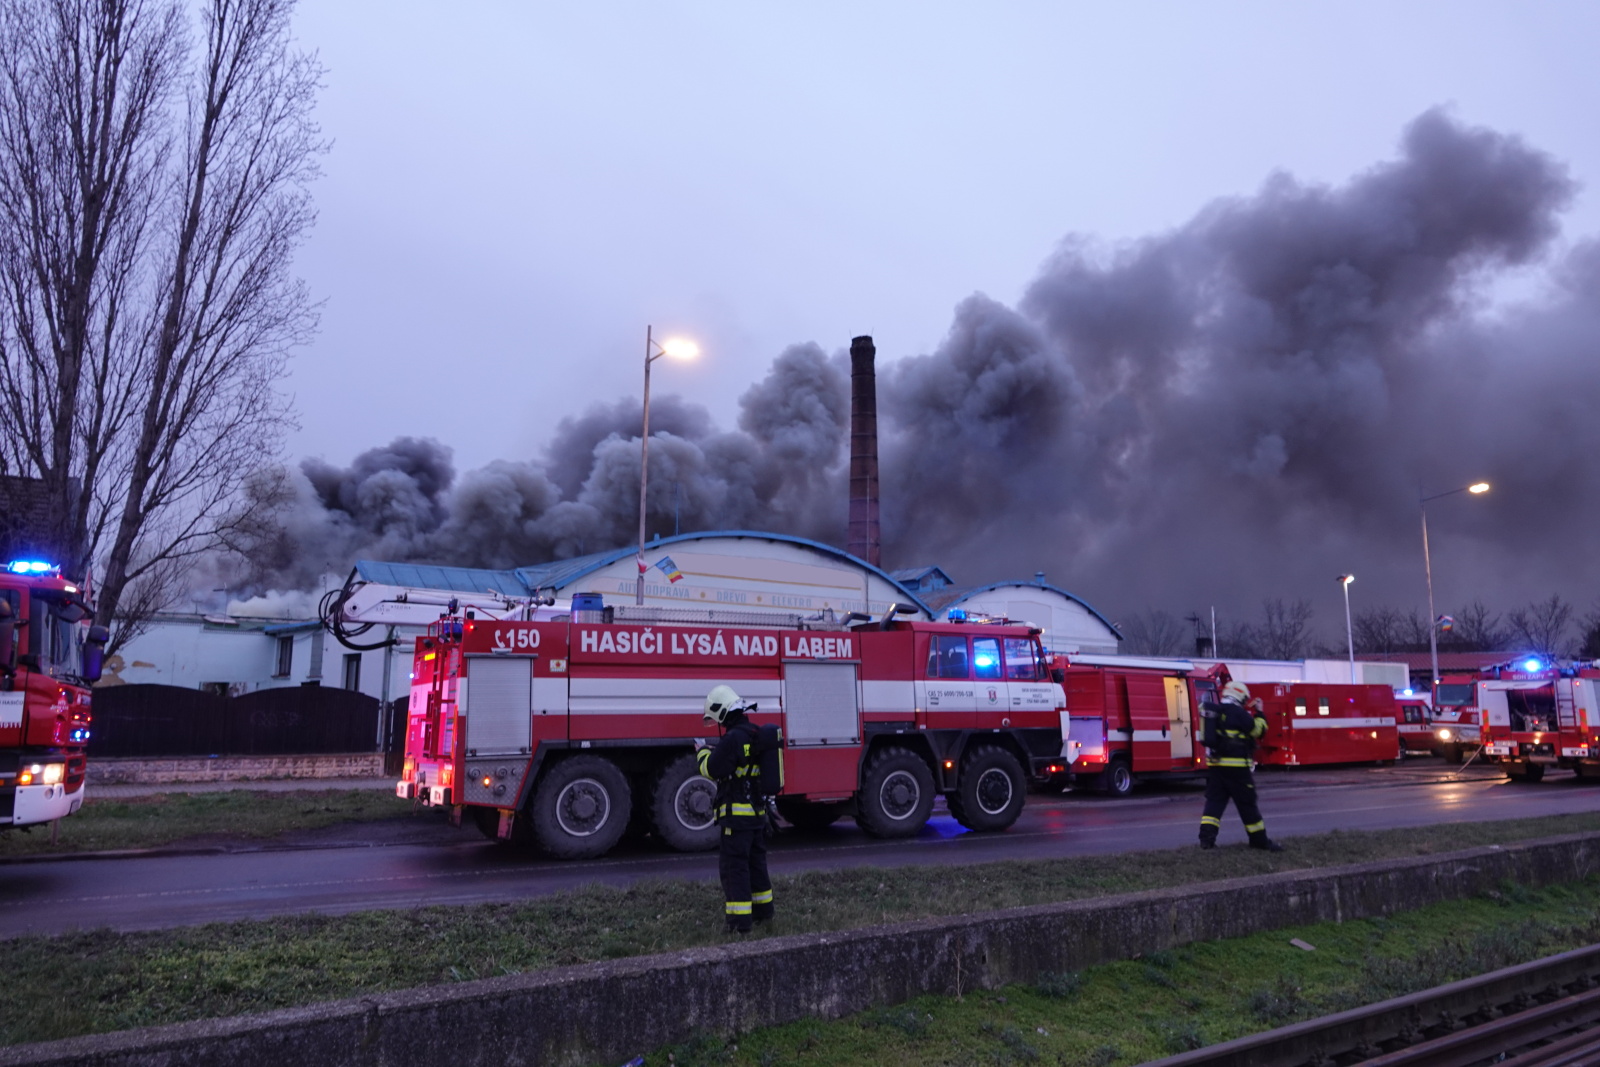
xmin=945 ymin=585 xmax=1120 ymax=655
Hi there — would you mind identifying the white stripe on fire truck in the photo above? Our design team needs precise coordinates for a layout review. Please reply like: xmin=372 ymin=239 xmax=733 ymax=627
xmin=1287 ymin=717 xmax=1393 ymax=730
xmin=860 ymin=681 xmax=915 ymax=714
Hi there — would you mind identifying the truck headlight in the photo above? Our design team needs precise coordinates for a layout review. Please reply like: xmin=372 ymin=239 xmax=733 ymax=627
xmin=1437 ymin=728 xmax=1453 ymax=741
xmin=18 ymin=763 xmax=64 ymax=786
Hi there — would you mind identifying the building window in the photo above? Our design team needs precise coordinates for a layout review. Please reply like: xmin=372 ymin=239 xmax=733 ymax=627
xmin=342 ymin=653 xmax=361 ymax=692
xmin=274 ymin=635 xmax=293 ymax=678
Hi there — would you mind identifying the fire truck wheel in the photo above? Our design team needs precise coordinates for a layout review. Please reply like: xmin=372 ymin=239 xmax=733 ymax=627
xmin=857 ymin=747 xmax=935 ymax=838
xmin=1506 ymin=762 xmax=1545 ymax=783
xmin=650 ymin=753 xmax=720 ymax=852
xmin=1097 ymin=755 xmax=1134 ymax=798
xmin=948 ymin=745 xmax=1026 ymax=831
xmin=776 ymin=798 xmax=846 ymax=832
xmin=529 ymin=756 xmax=632 ymax=859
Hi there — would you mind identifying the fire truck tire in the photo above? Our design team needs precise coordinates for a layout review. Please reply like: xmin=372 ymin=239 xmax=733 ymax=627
xmin=776 ymin=798 xmax=846 ymax=832
xmin=1506 ymin=762 xmax=1545 ymax=783
xmin=948 ymin=745 xmax=1027 ymax=831
xmin=856 ymin=747 xmax=935 ymax=838
xmin=1444 ymin=743 xmax=1465 ymax=764
xmin=649 ymin=753 xmax=720 ymax=852
xmin=1097 ymin=756 xmax=1134 ymax=798
xmin=529 ymin=756 xmax=631 ymax=859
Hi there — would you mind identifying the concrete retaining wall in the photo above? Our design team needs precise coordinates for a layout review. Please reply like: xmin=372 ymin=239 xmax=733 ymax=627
xmin=5 ymin=833 xmax=1599 ymax=1067
xmin=86 ymin=753 xmax=386 ymax=785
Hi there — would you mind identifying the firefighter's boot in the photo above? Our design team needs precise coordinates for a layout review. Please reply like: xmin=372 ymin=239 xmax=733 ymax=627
xmin=1198 ymin=830 xmax=1217 ymax=850
xmin=1248 ymin=831 xmax=1284 ymax=853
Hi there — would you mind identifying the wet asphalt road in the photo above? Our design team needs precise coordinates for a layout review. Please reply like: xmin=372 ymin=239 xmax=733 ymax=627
xmin=2 ymin=760 xmax=1596 ymax=938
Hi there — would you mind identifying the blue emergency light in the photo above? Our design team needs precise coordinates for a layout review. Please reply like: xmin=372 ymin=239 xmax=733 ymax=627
xmin=7 ymin=560 xmax=55 ymax=575
xmin=947 ymin=608 xmax=967 ymax=622
xmin=1524 ymin=658 xmax=1544 ymax=672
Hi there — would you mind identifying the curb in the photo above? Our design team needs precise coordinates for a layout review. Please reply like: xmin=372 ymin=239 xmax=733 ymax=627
xmin=3 ymin=831 xmax=1598 ymax=1066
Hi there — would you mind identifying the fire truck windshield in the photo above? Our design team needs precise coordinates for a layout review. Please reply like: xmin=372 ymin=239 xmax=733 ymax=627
xmin=27 ymin=588 xmax=91 ymax=679
xmin=1435 ymin=683 xmax=1475 ymax=707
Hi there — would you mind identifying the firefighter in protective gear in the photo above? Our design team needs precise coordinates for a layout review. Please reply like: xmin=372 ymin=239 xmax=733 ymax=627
xmin=1198 ymin=681 xmax=1284 ymax=852
xmin=697 ymin=685 xmax=774 ymax=933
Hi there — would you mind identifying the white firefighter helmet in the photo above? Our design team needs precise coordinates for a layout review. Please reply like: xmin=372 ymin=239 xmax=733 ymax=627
xmin=1221 ymin=680 xmax=1251 ymax=705
xmin=704 ymin=684 xmax=747 ymax=725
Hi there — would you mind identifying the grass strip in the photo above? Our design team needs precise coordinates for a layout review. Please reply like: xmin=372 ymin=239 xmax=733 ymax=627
xmin=0 ymin=789 xmax=412 ymax=857
xmin=6 ymin=812 xmax=1600 ymax=1049
xmin=649 ymin=877 xmax=1600 ymax=1067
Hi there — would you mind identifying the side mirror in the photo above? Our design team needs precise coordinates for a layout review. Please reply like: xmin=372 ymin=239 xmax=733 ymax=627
xmin=82 ymin=624 xmax=109 ymax=683
xmin=1050 ymin=667 xmax=1066 ymax=684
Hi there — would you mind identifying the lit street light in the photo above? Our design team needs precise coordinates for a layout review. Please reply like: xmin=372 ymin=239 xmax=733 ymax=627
xmin=1420 ymin=481 xmax=1490 ymax=686
xmin=1337 ymin=574 xmax=1355 ymax=684
xmin=636 ymin=326 xmax=699 ymax=605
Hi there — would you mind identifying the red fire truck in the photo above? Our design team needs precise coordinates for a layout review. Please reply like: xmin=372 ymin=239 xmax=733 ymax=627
xmin=395 ymin=599 xmax=1065 ymax=858
xmin=1395 ymin=697 xmax=1434 ymax=755
xmin=1056 ymin=655 xmax=1221 ymax=795
xmin=1249 ymin=683 xmax=1400 ymax=766
xmin=1058 ymin=657 xmax=1402 ymax=794
xmin=1430 ymin=674 xmax=1483 ymax=763
xmin=1475 ymin=665 xmax=1600 ymax=782
xmin=1 ymin=561 xmax=106 ymax=831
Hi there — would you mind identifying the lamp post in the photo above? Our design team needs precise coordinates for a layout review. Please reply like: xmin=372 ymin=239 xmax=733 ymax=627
xmin=636 ymin=326 xmax=699 ymax=605
xmin=1420 ymin=481 xmax=1490 ymax=686
xmin=1337 ymin=574 xmax=1356 ymax=684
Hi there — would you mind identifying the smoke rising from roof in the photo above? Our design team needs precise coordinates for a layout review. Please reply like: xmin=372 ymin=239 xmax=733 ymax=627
xmin=239 ymin=110 xmax=1599 ymax=624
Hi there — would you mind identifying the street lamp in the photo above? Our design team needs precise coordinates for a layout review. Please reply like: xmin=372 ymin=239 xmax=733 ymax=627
xmin=1337 ymin=574 xmax=1355 ymax=684
xmin=1420 ymin=481 xmax=1490 ymax=686
xmin=636 ymin=325 xmax=699 ymax=605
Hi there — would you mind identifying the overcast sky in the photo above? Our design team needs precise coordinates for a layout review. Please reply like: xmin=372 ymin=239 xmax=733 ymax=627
xmin=285 ymin=2 xmax=1599 ymax=473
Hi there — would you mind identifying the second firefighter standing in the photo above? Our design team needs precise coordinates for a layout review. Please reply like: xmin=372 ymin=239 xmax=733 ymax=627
xmin=697 ymin=685 xmax=782 ymax=934
xmin=1197 ymin=680 xmax=1285 ymax=852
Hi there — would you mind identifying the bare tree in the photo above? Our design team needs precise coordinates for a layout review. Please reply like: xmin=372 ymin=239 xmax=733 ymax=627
xmin=1353 ymin=606 xmax=1408 ymax=655
xmin=1253 ymin=598 xmax=1316 ymax=661
xmin=1446 ymin=599 xmax=1509 ymax=651
xmin=0 ymin=0 xmax=321 ymax=649
xmin=1507 ymin=595 xmax=1575 ymax=660
xmin=1118 ymin=608 xmax=1189 ymax=656
xmin=1579 ymin=602 xmax=1600 ymax=660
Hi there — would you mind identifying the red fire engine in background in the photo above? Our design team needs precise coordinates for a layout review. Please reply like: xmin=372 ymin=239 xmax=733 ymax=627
xmin=1395 ymin=697 xmax=1434 ymax=755
xmin=0 ymin=560 xmax=106 ymax=831
xmin=1057 ymin=656 xmax=1405 ymax=794
xmin=1473 ymin=662 xmax=1600 ymax=782
xmin=1431 ymin=673 xmax=1484 ymax=763
xmin=396 ymin=596 xmax=1065 ymax=858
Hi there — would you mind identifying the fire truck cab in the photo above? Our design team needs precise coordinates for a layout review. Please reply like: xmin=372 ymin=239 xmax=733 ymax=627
xmin=0 ymin=561 xmax=106 ymax=830
xmin=396 ymin=598 xmax=1065 ymax=859
xmin=1430 ymin=674 xmax=1483 ymax=763
xmin=1395 ymin=697 xmax=1434 ymax=755
xmin=1057 ymin=656 xmax=1220 ymax=795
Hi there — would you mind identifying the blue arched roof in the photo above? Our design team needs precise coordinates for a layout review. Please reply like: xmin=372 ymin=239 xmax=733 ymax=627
xmin=355 ymin=530 xmax=933 ymax=614
xmin=939 ymin=580 xmax=1122 ymax=639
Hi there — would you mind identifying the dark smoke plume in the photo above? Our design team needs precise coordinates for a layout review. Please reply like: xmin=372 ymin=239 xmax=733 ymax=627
xmin=237 ymin=110 xmax=1600 ymax=630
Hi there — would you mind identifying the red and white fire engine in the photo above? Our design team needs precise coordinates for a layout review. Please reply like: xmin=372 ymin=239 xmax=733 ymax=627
xmin=1055 ymin=655 xmax=1221 ymax=795
xmin=1430 ymin=673 xmax=1484 ymax=763
xmin=1057 ymin=656 xmax=1403 ymax=794
xmin=1472 ymin=662 xmax=1600 ymax=782
xmin=1395 ymin=697 xmax=1434 ymax=755
xmin=0 ymin=561 xmax=106 ymax=831
xmin=392 ymin=596 xmax=1065 ymax=858
xmin=1249 ymin=682 xmax=1400 ymax=766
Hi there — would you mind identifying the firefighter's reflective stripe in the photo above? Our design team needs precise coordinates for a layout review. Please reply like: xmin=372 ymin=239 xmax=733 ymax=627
xmin=718 ymin=801 xmax=759 ymax=818
xmin=725 ymin=900 xmax=752 ymax=916
xmin=1200 ymin=815 xmax=1221 ymax=828
xmin=696 ymin=748 xmax=712 ymax=778
xmin=752 ymin=889 xmax=773 ymax=905
xmin=1209 ymin=756 xmax=1252 ymax=767
xmin=1245 ymin=820 xmax=1265 ymax=833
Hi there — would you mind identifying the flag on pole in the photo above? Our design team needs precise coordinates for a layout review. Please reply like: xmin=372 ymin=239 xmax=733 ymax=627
xmin=655 ymin=556 xmax=684 ymax=583
xmin=637 ymin=553 xmax=648 ymax=575
xmin=1436 ymin=614 xmax=1454 ymax=632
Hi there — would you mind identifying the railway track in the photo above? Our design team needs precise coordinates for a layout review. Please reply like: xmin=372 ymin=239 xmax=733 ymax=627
xmin=1145 ymin=943 xmax=1600 ymax=1066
